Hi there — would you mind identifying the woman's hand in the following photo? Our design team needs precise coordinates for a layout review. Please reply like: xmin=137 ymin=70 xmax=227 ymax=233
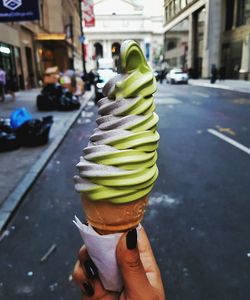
xmin=73 ymin=226 xmax=165 ymax=299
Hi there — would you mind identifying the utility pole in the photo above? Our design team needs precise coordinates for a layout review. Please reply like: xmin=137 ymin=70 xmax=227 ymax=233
xmin=79 ymin=0 xmax=87 ymax=76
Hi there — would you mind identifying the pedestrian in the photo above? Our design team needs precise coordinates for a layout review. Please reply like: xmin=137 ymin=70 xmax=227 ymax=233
xmin=73 ymin=226 xmax=165 ymax=299
xmin=0 ymin=68 xmax=6 ymax=101
xmin=159 ymin=70 xmax=165 ymax=84
xmin=219 ymin=65 xmax=226 ymax=81
xmin=210 ymin=64 xmax=218 ymax=84
xmin=5 ymin=72 xmax=16 ymax=101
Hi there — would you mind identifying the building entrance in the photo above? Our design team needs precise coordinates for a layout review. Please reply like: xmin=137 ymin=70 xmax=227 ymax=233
xmin=0 ymin=43 xmax=22 ymax=91
xmin=25 ymin=47 xmax=35 ymax=88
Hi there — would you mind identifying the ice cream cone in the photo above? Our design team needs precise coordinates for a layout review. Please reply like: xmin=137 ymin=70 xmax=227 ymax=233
xmin=81 ymin=195 xmax=148 ymax=234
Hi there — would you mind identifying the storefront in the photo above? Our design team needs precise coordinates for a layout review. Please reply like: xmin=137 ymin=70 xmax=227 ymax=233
xmin=35 ymin=33 xmax=74 ymax=80
xmin=0 ymin=42 xmax=24 ymax=90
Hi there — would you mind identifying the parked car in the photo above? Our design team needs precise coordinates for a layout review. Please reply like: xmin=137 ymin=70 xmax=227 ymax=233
xmin=153 ymin=70 xmax=161 ymax=81
xmin=166 ymin=68 xmax=188 ymax=84
xmin=94 ymin=68 xmax=117 ymax=102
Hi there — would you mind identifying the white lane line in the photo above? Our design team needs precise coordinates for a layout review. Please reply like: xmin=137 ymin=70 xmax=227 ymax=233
xmin=208 ymin=129 xmax=250 ymax=155
xmin=155 ymin=93 xmax=174 ymax=98
xmin=192 ymin=92 xmax=210 ymax=98
xmin=155 ymin=98 xmax=182 ymax=105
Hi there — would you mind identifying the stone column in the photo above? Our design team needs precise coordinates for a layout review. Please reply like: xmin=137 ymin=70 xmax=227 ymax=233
xmin=103 ymin=40 xmax=109 ymax=58
xmin=103 ymin=40 xmax=112 ymax=59
xmin=202 ymin=0 xmax=222 ymax=77
xmin=240 ymin=33 xmax=250 ymax=80
xmin=107 ymin=40 xmax=112 ymax=59
xmin=187 ymin=13 xmax=195 ymax=69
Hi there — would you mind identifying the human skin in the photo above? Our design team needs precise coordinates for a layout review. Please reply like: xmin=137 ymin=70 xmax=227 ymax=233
xmin=73 ymin=226 xmax=166 ymax=300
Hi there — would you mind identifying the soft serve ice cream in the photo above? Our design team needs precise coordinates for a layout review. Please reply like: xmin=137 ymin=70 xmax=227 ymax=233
xmin=74 ymin=41 xmax=160 ymax=290
xmin=74 ymin=40 xmax=159 ymax=205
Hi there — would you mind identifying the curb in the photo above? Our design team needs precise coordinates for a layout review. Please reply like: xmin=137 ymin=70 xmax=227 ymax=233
xmin=189 ymin=81 xmax=233 ymax=90
xmin=189 ymin=81 xmax=250 ymax=94
xmin=0 ymin=90 xmax=95 ymax=232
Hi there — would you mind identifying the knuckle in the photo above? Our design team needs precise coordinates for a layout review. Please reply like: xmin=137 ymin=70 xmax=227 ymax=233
xmin=125 ymin=254 xmax=142 ymax=271
xmin=146 ymin=293 xmax=161 ymax=300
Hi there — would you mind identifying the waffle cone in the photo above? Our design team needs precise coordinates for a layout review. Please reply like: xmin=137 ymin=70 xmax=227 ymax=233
xmin=81 ymin=195 xmax=148 ymax=234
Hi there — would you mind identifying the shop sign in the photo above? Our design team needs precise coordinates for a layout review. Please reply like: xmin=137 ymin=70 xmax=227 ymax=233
xmin=0 ymin=0 xmax=39 ymax=22
xmin=82 ymin=0 xmax=95 ymax=27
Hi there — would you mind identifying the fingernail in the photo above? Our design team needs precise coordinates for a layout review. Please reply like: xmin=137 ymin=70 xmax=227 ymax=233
xmin=84 ymin=259 xmax=98 ymax=279
xmin=82 ymin=282 xmax=94 ymax=296
xmin=126 ymin=228 xmax=137 ymax=250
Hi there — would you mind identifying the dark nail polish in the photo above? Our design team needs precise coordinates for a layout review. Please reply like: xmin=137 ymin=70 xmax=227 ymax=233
xmin=82 ymin=282 xmax=94 ymax=296
xmin=84 ymin=259 xmax=97 ymax=279
xmin=126 ymin=228 xmax=137 ymax=250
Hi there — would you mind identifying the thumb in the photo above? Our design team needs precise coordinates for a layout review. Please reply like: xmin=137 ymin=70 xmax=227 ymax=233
xmin=116 ymin=229 xmax=151 ymax=297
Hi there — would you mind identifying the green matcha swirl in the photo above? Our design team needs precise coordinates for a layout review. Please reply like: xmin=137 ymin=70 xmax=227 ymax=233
xmin=75 ymin=40 xmax=159 ymax=204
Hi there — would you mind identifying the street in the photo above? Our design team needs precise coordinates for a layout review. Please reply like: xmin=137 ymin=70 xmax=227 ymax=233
xmin=0 ymin=83 xmax=250 ymax=300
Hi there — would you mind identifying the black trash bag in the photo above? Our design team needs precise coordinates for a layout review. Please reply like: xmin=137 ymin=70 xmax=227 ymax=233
xmin=16 ymin=116 xmax=53 ymax=147
xmin=37 ymin=94 xmax=56 ymax=111
xmin=0 ymin=118 xmax=12 ymax=133
xmin=0 ymin=118 xmax=19 ymax=152
xmin=57 ymin=90 xmax=80 ymax=111
xmin=37 ymin=84 xmax=63 ymax=111
xmin=0 ymin=132 xmax=20 ymax=152
xmin=43 ymin=83 xmax=63 ymax=100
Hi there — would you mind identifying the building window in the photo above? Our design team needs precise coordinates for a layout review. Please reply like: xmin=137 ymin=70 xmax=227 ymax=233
xmin=165 ymin=0 xmax=196 ymax=24
xmin=180 ymin=0 xmax=187 ymax=9
xmin=237 ymin=0 xmax=245 ymax=26
xmin=94 ymin=42 xmax=103 ymax=59
xmin=246 ymin=0 xmax=250 ymax=23
xmin=174 ymin=0 xmax=180 ymax=14
xmin=225 ymin=0 xmax=235 ymax=30
xmin=111 ymin=42 xmax=121 ymax=57
xmin=167 ymin=41 xmax=177 ymax=50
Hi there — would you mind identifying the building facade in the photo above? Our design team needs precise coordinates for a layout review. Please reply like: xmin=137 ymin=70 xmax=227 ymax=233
xmin=163 ymin=0 xmax=250 ymax=79
xmin=83 ymin=0 xmax=164 ymax=71
xmin=0 ymin=0 xmax=83 ymax=90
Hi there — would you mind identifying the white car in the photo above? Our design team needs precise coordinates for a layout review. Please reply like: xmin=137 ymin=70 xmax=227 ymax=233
xmin=94 ymin=68 xmax=117 ymax=102
xmin=166 ymin=68 xmax=188 ymax=84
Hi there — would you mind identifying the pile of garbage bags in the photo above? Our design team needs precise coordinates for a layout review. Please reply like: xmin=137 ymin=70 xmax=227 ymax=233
xmin=37 ymin=83 xmax=80 ymax=111
xmin=37 ymin=67 xmax=83 ymax=111
xmin=0 ymin=108 xmax=53 ymax=152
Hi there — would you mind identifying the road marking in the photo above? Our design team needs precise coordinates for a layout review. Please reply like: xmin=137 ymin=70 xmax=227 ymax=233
xmin=233 ymin=98 xmax=250 ymax=105
xmin=149 ymin=194 xmax=180 ymax=207
xmin=155 ymin=93 xmax=174 ymax=98
xmin=215 ymin=125 xmax=236 ymax=136
xmin=208 ymin=129 xmax=250 ymax=155
xmin=155 ymin=97 xmax=182 ymax=105
xmin=192 ymin=92 xmax=210 ymax=98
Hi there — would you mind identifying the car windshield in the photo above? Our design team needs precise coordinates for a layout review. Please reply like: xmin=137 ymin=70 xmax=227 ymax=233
xmin=174 ymin=71 xmax=185 ymax=74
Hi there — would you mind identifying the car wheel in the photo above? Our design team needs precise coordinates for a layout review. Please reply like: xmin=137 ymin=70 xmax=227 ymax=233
xmin=171 ymin=79 xmax=175 ymax=84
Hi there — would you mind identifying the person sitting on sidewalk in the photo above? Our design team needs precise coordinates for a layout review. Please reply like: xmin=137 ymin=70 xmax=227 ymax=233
xmin=0 ymin=68 xmax=6 ymax=101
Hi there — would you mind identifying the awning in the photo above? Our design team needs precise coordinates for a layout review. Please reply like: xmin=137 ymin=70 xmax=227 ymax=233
xmin=35 ymin=33 xmax=66 ymax=41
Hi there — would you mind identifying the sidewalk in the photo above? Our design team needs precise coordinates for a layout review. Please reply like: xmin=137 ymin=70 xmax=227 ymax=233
xmin=189 ymin=79 xmax=250 ymax=94
xmin=0 ymin=88 xmax=94 ymax=231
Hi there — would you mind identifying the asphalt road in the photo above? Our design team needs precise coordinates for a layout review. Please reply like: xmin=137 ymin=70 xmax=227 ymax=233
xmin=0 ymin=83 xmax=249 ymax=300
